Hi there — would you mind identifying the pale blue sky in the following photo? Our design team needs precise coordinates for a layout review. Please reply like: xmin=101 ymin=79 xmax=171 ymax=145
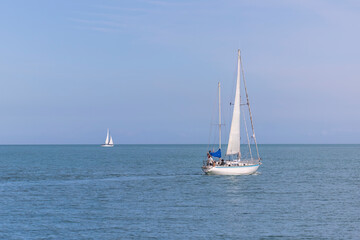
xmin=1 ymin=0 xmax=360 ymax=144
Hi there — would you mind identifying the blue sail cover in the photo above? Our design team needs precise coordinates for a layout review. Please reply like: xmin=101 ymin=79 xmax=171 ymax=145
xmin=210 ymin=149 xmax=221 ymax=158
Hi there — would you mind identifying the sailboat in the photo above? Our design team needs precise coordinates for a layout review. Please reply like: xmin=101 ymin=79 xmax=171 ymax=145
xmin=202 ymin=50 xmax=261 ymax=175
xmin=101 ymin=128 xmax=114 ymax=147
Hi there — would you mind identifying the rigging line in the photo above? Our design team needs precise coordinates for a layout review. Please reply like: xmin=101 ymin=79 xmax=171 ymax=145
xmin=211 ymin=123 xmax=217 ymax=152
xmin=242 ymin=106 xmax=253 ymax=160
xmin=240 ymin=54 xmax=260 ymax=159
xmin=207 ymin=86 xmax=218 ymax=152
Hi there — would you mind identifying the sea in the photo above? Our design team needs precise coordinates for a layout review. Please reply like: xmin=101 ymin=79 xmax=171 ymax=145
xmin=0 ymin=144 xmax=359 ymax=239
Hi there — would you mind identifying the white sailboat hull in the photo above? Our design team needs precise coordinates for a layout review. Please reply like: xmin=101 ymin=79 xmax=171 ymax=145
xmin=202 ymin=164 xmax=259 ymax=175
xmin=101 ymin=144 xmax=114 ymax=147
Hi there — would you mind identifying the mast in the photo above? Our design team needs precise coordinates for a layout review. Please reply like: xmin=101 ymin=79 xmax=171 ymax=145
xmin=218 ymin=82 xmax=221 ymax=149
xmin=237 ymin=49 xmax=241 ymax=158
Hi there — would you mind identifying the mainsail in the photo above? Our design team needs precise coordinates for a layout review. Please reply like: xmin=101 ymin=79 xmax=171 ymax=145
xmin=226 ymin=50 xmax=241 ymax=156
xmin=105 ymin=129 xmax=110 ymax=144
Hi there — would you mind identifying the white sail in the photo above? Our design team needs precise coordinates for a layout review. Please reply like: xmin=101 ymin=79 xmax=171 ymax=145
xmin=109 ymin=136 xmax=114 ymax=145
xmin=226 ymin=50 xmax=241 ymax=156
xmin=105 ymin=129 xmax=110 ymax=144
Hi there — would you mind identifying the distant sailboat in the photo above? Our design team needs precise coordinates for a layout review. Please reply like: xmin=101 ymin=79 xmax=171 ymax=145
xmin=101 ymin=128 xmax=114 ymax=147
xmin=202 ymin=50 xmax=261 ymax=175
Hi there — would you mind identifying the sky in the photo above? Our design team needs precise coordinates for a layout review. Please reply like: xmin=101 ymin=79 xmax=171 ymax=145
xmin=1 ymin=0 xmax=360 ymax=144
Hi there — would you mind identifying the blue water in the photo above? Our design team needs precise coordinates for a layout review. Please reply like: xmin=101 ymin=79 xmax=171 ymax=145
xmin=0 ymin=145 xmax=359 ymax=239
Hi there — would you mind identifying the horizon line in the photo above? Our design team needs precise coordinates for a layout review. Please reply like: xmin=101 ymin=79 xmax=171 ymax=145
xmin=1 ymin=143 xmax=360 ymax=146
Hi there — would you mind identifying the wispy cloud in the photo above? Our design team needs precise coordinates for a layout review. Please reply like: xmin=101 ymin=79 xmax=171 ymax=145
xmin=273 ymin=0 xmax=360 ymax=21
xmin=70 ymin=18 xmax=124 ymax=32
xmin=146 ymin=0 xmax=194 ymax=6
xmin=70 ymin=0 xmax=204 ymax=32
xmin=94 ymin=5 xmax=153 ymax=13
xmin=76 ymin=26 xmax=119 ymax=33
xmin=70 ymin=18 xmax=126 ymax=28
